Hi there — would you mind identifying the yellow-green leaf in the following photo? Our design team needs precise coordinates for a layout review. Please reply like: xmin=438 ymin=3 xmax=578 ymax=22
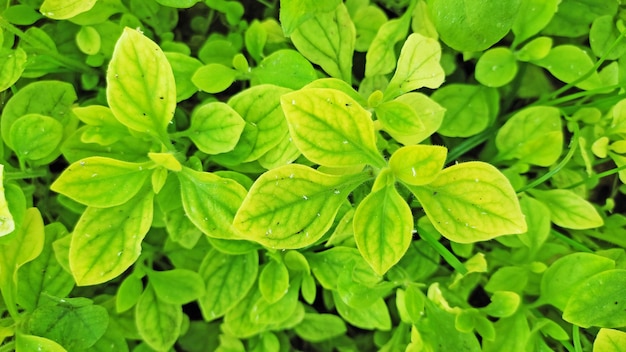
xmin=593 ymin=329 xmax=626 ymax=352
xmin=136 ymin=284 xmax=182 ymax=351
xmin=187 ymin=102 xmax=245 ymax=155
xmin=528 ymin=189 xmax=604 ymax=230
xmin=389 ymin=145 xmax=447 ymax=186
xmin=148 ymin=152 xmax=182 ymax=172
xmin=40 ymin=0 xmax=97 ymax=19
xmin=0 ymin=165 xmax=15 ymax=237
xmin=259 ymin=259 xmax=290 ymax=304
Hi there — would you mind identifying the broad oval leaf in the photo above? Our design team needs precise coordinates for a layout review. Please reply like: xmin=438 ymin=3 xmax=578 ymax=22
xmin=389 ymin=145 xmax=447 ymax=186
xmin=69 ymin=188 xmax=154 ymax=285
xmin=259 ymin=259 xmax=290 ymax=304
xmin=148 ymin=269 xmax=205 ymax=305
xmin=384 ymin=92 xmax=446 ymax=145
xmin=136 ymin=284 xmax=182 ymax=351
xmin=375 ymin=100 xmax=425 ymax=137
xmin=511 ymin=0 xmax=560 ymax=44
xmin=332 ymin=291 xmax=391 ymax=330
xmin=252 ymin=49 xmax=318 ymax=89
xmin=593 ymin=329 xmax=626 ymax=352
xmin=475 ymin=47 xmax=518 ymax=88
xmin=533 ymin=45 xmax=604 ymax=91
xmin=40 ymin=0 xmax=97 ymax=19
xmin=198 ymin=249 xmax=259 ymax=321
xmin=409 ymin=162 xmax=527 ymax=243
xmin=294 ymin=313 xmax=347 ymax=343
xmin=281 ymin=88 xmax=385 ymax=168
xmin=76 ymin=25 xmax=101 ymax=55
xmin=0 ymin=48 xmax=27 ymax=92
xmin=233 ymin=164 xmax=371 ymax=249
xmin=51 ymin=157 xmax=151 ymax=208
xmin=563 ymin=269 xmax=626 ymax=328
xmin=354 ymin=179 xmax=413 ymax=276
xmin=365 ymin=10 xmax=411 ymax=77
xmin=16 ymin=334 xmax=66 ymax=352
xmin=187 ymin=102 xmax=245 ymax=154
xmin=107 ymin=27 xmax=176 ymax=141
xmin=528 ymin=189 xmax=604 ymax=230
xmin=10 ymin=114 xmax=63 ymax=161
xmin=191 ymin=63 xmax=237 ymax=93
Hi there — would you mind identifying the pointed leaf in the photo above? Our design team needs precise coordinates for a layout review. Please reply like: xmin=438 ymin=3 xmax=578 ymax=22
xmin=136 ymin=284 xmax=183 ymax=351
xmin=116 ymin=274 xmax=143 ymax=313
xmin=0 ymin=165 xmax=15 ymax=237
xmin=294 ymin=313 xmax=347 ymax=342
xmin=389 ymin=145 xmax=447 ymax=186
xmin=533 ymin=45 xmax=604 ymax=91
xmin=187 ymin=102 xmax=245 ymax=154
xmin=281 ymin=88 xmax=385 ymax=168
xmin=259 ymin=259 xmax=290 ymax=304
xmin=333 ymin=291 xmax=391 ymax=330
xmin=252 ymin=49 xmax=318 ymax=89
xmin=107 ymin=27 xmax=176 ymax=141
xmin=16 ymin=334 xmax=67 ymax=352
xmin=365 ymin=11 xmax=411 ymax=77
xmin=234 ymin=164 xmax=370 ymax=249
xmin=529 ymin=189 xmax=604 ymax=230
xmin=40 ymin=0 xmax=97 ymax=19
xmin=512 ymin=0 xmax=559 ymax=43
xmin=409 ymin=162 xmax=527 ymax=243
xmin=51 ymin=157 xmax=151 ymax=208
xmin=0 ymin=48 xmax=27 ymax=92
xmin=148 ymin=269 xmax=205 ymax=305
xmin=594 ymin=329 xmax=626 ymax=352
xmin=69 ymin=188 xmax=153 ymax=285
xmin=279 ymin=0 xmax=341 ymax=36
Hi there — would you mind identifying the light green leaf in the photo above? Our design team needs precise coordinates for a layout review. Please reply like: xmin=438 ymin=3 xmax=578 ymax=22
xmin=375 ymin=100 xmax=425 ymax=137
xmin=245 ymin=20 xmax=267 ymax=62
xmin=429 ymin=0 xmax=520 ymax=52
xmin=15 ymin=334 xmax=67 ymax=352
xmin=251 ymin=49 xmax=318 ymax=89
xmin=136 ymin=284 xmax=183 ymax=351
xmin=259 ymin=259 xmax=290 ymax=304
xmin=107 ymin=27 xmax=176 ymax=141
xmin=74 ymin=105 xmax=129 ymax=146
xmin=354 ymin=171 xmax=413 ymax=275
xmin=40 ymin=0 xmax=97 ymax=19
xmin=593 ymin=329 xmax=626 ymax=352
xmin=76 ymin=25 xmax=101 ymax=55
xmin=482 ymin=311 xmax=529 ymax=352
xmin=279 ymin=0 xmax=340 ymax=36
xmin=148 ymin=269 xmax=205 ymax=305
xmin=281 ymin=88 xmax=385 ymax=168
xmin=533 ymin=45 xmax=604 ymax=91
xmin=290 ymin=3 xmax=355 ymax=83
xmin=116 ymin=274 xmax=143 ymax=313
xmin=383 ymin=93 xmax=445 ymax=145
xmin=351 ymin=3 xmax=387 ymax=51
xmin=590 ymin=16 xmax=626 ymax=60
xmin=192 ymin=63 xmax=237 ymax=93
xmin=294 ymin=313 xmax=347 ymax=342
xmin=222 ymin=288 xmax=268 ymax=338
xmin=69 ymin=188 xmax=153 ymax=285
xmin=365 ymin=10 xmax=411 ymax=77
xmin=148 ymin=152 xmax=181 ymax=172
xmin=563 ymin=269 xmax=626 ymax=328
xmin=515 ymin=36 xmax=552 ymax=62
xmin=308 ymin=246 xmax=379 ymax=290
xmin=542 ymin=0 xmax=618 ymax=38
xmin=495 ymin=106 xmax=563 ymax=166
xmin=0 ymin=165 xmax=15 ymax=237
xmin=10 ymin=114 xmax=63 ymax=161
xmin=528 ymin=189 xmax=604 ymax=230
xmin=165 ymin=52 xmax=203 ymax=102
xmin=154 ymin=0 xmax=200 ymax=8
xmin=540 ymin=253 xmax=615 ymax=311
xmin=475 ymin=47 xmax=518 ymax=88
xmin=481 ymin=291 xmax=521 ymax=318
xmin=432 ymin=84 xmax=498 ymax=138
xmin=51 ymin=157 xmax=151 ymax=208
xmin=198 ymin=249 xmax=259 ymax=321
xmin=250 ymin=279 xmax=300 ymax=325
xmin=187 ymin=102 xmax=245 ymax=155
xmin=389 ymin=145 xmax=447 ymax=186
xmin=385 ymin=33 xmax=445 ymax=99
xmin=511 ymin=0 xmax=560 ymax=44
xmin=333 ymin=291 xmax=391 ymax=330
xmin=233 ymin=164 xmax=370 ymax=249
xmin=516 ymin=196 xmax=551 ymax=253
xmin=0 ymin=48 xmax=27 ymax=92
xmin=177 ymin=167 xmax=247 ymax=239
xmin=409 ymin=162 xmax=527 ymax=243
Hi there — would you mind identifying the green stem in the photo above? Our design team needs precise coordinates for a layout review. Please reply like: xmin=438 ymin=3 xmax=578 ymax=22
xmin=572 ymin=325 xmax=583 ymax=352
xmin=4 ymin=169 xmax=49 ymax=181
xmin=551 ymin=229 xmax=593 ymax=253
xmin=416 ymin=226 xmax=468 ymax=275
xmin=566 ymin=163 xmax=626 ymax=190
xmin=446 ymin=125 xmax=499 ymax=165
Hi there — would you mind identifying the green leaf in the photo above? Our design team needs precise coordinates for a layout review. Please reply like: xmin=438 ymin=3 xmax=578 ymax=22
xmin=375 ymin=100 xmax=425 ymax=137
xmin=222 ymin=288 xmax=268 ymax=338
xmin=385 ymin=33 xmax=445 ymax=99
xmin=432 ymin=84 xmax=498 ymax=138
xmin=165 ymin=52 xmax=203 ymax=102
xmin=354 ymin=171 xmax=413 ymax=275
xmin=252 ymin=49 xmax=318 ymax=89
xmin=281 ymin=88 xmax=385 ymax=168
xmin=389 ymin=145 xmax=447 ymax=186
xmin=290 ymin=3 xmax=355 ymax=83
xmin=481 ymin=291 xmax=521 ymax=318
xmin=528 ymin=189 xmax=604 ymax=230
xmin=15 ymin=334 xmax=67 ymax=352
xmin=563 ymin=269 xmax=626 ymax=328
xmin=542 ymin=0 xmax=618 ymax=38
xmin=590 ymin=16 xmax=626 ymax=60
xmin=429 ymin=0 xmax=520 ymax=52
xmin=187 ymin=102 xmax=245 ymax=155
xmin=51 ymin=157 xmax=151 ymax=208
xmin=495 ymin=106 xmax=563 ymax=166
xmin=250 ymin=279 xmax=300 ymax=325
xmin=192 ymin=63 xmax=237 ymax=93
xmin=40 ymin=0 xmax=97 ymax=19
xmin=107 ymin=27 xmax=176 ymax=142
xmin=475 ymin=47 xmax=518 ymax=88
xmin=279 ymin=0 xmax=340 ymax=36
xmin=74 ymin=105 xmax=129 ymax=146
xmin=198 ymin=249 xmax=259 ymax=321
xmin=482 ymin=311 xmax=530 ymax=352
xmin=381 ymin=93 xmax=445 ymax=145
xmin=233 ymin=164 xmax=370 ymax=249
xmin=365 ymin=10 xmax=411 ymax=77
xmin=136 ymin=284 xmax=183 ymax=351
xmin=294 ymin=313 xmax=347 ymax=342
xmin=69 ymin=188 xmax=153 ymax=285
xmin=148 ymin=269 xmax=205 ymax=305
xmin=409 ymin=162 xmax=527 ymax=243
xmin=511 ymin=0 xmax=560 ymax=44
xmin=333 ymin=291 xmax=391 ymax=330
xmin=154 ymin=0 xmax=200 ymax=8
xmin=259 ymin=259 xmax=290 ymax=304
xmin=178 ymin=167 xmax=247 ymax=239
xmin=116 ymin=274 xmax=143 ymax=313
xmin=351 ymin=2 xmax=387 ymax=51
xmin=540 ymin=252 xmax=615 ymax=311
xmin=0 ymin=48 xmax=27 ymax=92
xmin=533 ymin=45 xmax=604 ymax=91
xmin=0 ymin=165 xmax=15 ymax=237
xmin=515 ymin=36 xmax=552 ymax=62
xmin=308 ymin=246 xmax=381 ymax=290
xmin=28 ymin=300 xmax=108 ymax=350
xmin=76 ymin=25 xmax=101 ymax=55
xmin=593 ymin=329 xmax=626 ymax=352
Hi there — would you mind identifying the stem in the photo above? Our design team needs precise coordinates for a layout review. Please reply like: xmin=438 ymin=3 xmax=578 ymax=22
xmin=416 ymin=227 xmax=468 ymax=275
xmin=566 ymin=163 xmax=626 ymax=190
xmin=551 ymin=229 xmax=593 ymax=253
xmin=572 ymin=325 xmax=583 ymax=352
xmin=4 ymin=169 xmax=49 ymax=181
xmin=446 ymin=125 xmax=499 ymax=165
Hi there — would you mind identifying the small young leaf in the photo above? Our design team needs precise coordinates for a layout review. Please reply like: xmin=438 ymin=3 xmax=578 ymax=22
xmin=136 ymin=284 xmax=183 ymax=351
xmin=148 ymin=152 xmax=182 ymax=172
xmin=250 ymin=279 xmax=300 ymax=324
xmin=40 ymin=0 xmax=97 ymax=19
xmin=294 ymin=313 xmax=347 ymax=342
xmin=382 ymin=93 xmax=445 ymax=145
xmin=107 ymin=27 xmax=176 ymax=141
xmin=590 ymin=16 xmax=626 ymax=60
xmin=165 ymin=52 xmax=203 ymax=102
xmin=389 ymin=145 xmax=447 ymax=186
xmin=511 ymin=0 xmax=559 ymax=44
xmin=375 ymin=100 xmax=425 ymax=137
xmin=332 ymin=291 xmax=391 ymax=330
xmin=475 ymin=47 xmax=518 ymax=88
xmin=69 ymin=188 xmax=153 ymax=285
xmin=233 ymin=164 xmax=370 ymax=249
xmin=259 ymin=259 xmax=290 ymax=304
xmin=432 ymin=84 xmax=498 ymax=138
xmin=116 ymin=274 xmax=144 ymax=313
xmin=495 ymin=106 xmax=563 ymax=166
xmin=74 ymin=105 xmax=129 ymax=146
xmin=187 ymin=102 xmax=245 ymax=154
xmin=10 ymin=114 xmax=63 ymax=161
xmin=177 ymin=167 xmax=247 ymax=239
xmin=385 ymin=33 xmax=445 ymax=99
xmin=281 ymin=88 xmax=385 ymax=168
xmin=593 ymin=329 xmax=626 ymax=352
xmin=290 ymin=3 xmax=355 ymax=83
xmin=409 ymin=162 xmax=527 ymax=243
xmin=0 ymin=48 xmax=27 ymax=92
xmin=533 ymin=45 xmax=604 ymax=91
xmin=0 ymin=165 xmax=16 ymax=237
xmin=354 ymin=174 xmax=413 ymax=275
xmin=515 ymin=36 xmax=552 ymax=62
xmin=251 ymin=49 xmax=318 ymax=89
xmin=51 ymin=157 xmax=151 ymax=208
xmin=198 ymin=249 xmax=259 ymax=321
xmin=76 ymin=25 xmax=101 ymax=55
xmin=528 ymin=189 xmax=604 ymax=230
xmin=481 ymin=291 xmax=521 ymax=318
xmin=148 ymin=269 xmax=205 ymax=305
xmin=191 ymin=63 xmax=237 ymax=93
xmin=365 ymin=10 xmax=411 ymax=77
xmin=563 ymin=269 xmax=626 ymax=328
